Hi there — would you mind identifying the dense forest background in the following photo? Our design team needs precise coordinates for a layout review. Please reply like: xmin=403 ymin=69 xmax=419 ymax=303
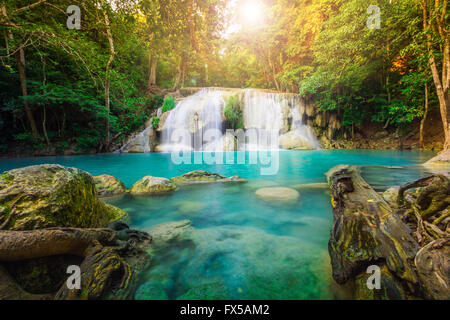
xmin=0 ymin=0 xmax=448 ymax=155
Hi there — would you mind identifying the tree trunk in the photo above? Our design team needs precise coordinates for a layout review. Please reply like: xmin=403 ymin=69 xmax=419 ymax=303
xmin=422 ymin=3 xmax=450 ymax=150
xmin=325 ymin=165 xmax=419 ymax=287
xmin=420 ymin=83 xmax=429 ymax=148
xmin=15 ymin=49 xmax=40 ymax=138
xmin=104 ymin=7 xmax=115 ymax=150
xmin=147 ymin=55 xmax=157 ymax=88
xmin=173 ymin=55 xmax=185 ymax=90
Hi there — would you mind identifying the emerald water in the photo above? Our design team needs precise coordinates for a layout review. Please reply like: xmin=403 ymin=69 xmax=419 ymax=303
xmin=0 ymin=150 xmax=435 ymax=299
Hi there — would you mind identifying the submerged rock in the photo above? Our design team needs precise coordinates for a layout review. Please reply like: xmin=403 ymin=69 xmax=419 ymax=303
xmin=0 ymin=164 xmax=126 ymax=231
xmin=177 ymin=201 xmax=207 ymax=214
xmin=170 ymin=170 xmax=247 ymax=185
xmin=145 ymin=220 xmax=194 ymax=249
xmin=255 ymin=187 xmax=300 ymax=203
xmin=141 ymin=224 xmax=331 ymax=300
xmin=130 ymin=176 xmax=178 ymax=195
xmin=94 ymin=174 xmax=127 ymax=197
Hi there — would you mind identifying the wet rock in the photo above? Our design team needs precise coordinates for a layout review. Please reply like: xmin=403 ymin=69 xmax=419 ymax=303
xmin=0 ymin=164 xmax=126 ymax=231
xmin=130 ymin=176 xmax=178 ymax=195
xmin=94 ymin=175 xmax=127 ymax=197
xmin=171 ymin=170 xmax=247 ymax=185
xmin=255 ymin=187 xmax=300 ymax=203
xmin=279 ymin=131 xmax=315 ymax=150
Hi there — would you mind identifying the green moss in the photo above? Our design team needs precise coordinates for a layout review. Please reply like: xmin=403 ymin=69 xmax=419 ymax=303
xmin=0 ymin=172 xmax=13 ymax=182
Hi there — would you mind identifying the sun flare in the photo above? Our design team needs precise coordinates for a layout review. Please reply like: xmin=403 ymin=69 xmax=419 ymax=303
xmin=239 ymin=0 xmax=265 ymax=25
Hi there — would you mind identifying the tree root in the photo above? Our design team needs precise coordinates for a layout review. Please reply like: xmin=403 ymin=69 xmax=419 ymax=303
xmin=0 ymin=228 xmax=118 ymax=262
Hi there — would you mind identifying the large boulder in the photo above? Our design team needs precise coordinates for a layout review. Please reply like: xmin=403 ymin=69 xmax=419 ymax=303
xmin=130 ymin=176 xmax=178 ymax=195
xmin=0 ymin=164 xmax=126 ymax=231
xmin=255 ymin=187 xmax=300 ymax=203
xmin=170 ymin=170 xmax=247 ymax=185
xmin=278 ymin=131 xmax=315 ymax=150
xmin=94 ymin=175 xmax=127 ymax=197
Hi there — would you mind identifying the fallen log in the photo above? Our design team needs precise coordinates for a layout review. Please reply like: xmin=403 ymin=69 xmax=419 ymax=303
xmin=326 ymin=165 xmax=419 ymax=294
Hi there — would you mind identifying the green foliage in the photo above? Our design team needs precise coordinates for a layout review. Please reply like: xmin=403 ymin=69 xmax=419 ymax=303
xmin=224 ymin=95 xmax=244 ymax=129
xmin=161 ymin=97 xmax=176 ymax=113
xmin=151 ymin=117 xmax=160 ymax=129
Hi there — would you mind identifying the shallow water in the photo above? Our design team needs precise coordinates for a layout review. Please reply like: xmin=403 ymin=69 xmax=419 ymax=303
xmin=0 ymin=150 xmax=436 ymax=299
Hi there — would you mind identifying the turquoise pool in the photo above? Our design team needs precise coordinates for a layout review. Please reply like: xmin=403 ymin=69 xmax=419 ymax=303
xmin=0 ymin=150 xmax=436 ymax=299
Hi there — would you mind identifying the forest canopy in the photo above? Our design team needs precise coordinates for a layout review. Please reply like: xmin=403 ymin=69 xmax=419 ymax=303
xmin=0 ymin=0 xmax=448 ymax=153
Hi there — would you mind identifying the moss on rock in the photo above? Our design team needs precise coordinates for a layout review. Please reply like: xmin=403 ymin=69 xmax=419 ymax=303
xmin=0 ymin=164 xmax=126 ymax=230
xmin=170 ymin=170 xmax=247 ymax=185
xmin=93 ymin=175 xmax=127 ymax=197
xmin=130 ymin=176 xmax=178 ymax=195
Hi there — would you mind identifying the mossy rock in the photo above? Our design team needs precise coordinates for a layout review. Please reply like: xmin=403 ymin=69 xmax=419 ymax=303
xmin=0 ymin=164 xmax=127 ymax=230
xmin=170 ymin=170 xmax=247 ymax=185
xmin=93 ymin=174 xmax=127 ymax=197
xmin=130 ymin=176 xmax=178 ymax=195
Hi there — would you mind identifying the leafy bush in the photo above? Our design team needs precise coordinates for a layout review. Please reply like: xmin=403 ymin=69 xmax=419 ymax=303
xmin=224 ymin=95 xmax=243 ymax=129
xmin=151 ymin=117 xmax=160 ymax=129
xmin=162 ymin=96 xmax=176 ymax=113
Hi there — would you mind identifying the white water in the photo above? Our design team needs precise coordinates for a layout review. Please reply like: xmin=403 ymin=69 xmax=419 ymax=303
xmin=120 ymin=88 xmax=320 ymax=153
xmin=160 ymin=89 xmax=226 ymax=152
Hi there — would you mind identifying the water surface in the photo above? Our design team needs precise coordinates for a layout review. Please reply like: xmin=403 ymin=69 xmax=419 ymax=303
xmin=0 ymin=150 xmax=435 ymax=299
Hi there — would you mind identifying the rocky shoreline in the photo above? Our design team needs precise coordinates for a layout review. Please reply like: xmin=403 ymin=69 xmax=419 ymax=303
xmin=0 ymin=160 xmax=448 ymax=300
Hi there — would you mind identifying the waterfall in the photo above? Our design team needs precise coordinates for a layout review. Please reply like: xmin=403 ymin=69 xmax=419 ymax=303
xmin=242 ymin=90 xmax=319 ymax=150
xmin=118 ymin=88 xmax=320 ymax=153
xmin=160 ymin=89 xmax=226 ymax=152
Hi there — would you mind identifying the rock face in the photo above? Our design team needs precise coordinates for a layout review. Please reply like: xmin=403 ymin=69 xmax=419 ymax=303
xmin=0 ymin=165 xmax=126 ymax=231
xmin=278 ymin=131 xmax=315 ymax=150
xmin=130 ymin=176 xmax=178 ymax=195
xmin=94 ymin=175 xmax=127 ymax=197
xmin=255 ymin=187 xmax=300 ymax=203
xmin=170 ymin=170 xmax=247 ymax=185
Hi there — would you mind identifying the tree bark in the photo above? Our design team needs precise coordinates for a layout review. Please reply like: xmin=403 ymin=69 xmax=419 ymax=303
xmin=422 ymin=1 xmax=450 ymax=150
xmin=325 ymin=165 xmax=419 ymax=286
xmin=0 ymin=228 xmax=117 ymax=262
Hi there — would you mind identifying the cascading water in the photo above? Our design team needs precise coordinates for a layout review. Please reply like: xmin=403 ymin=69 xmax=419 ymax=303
xmin=160 ymin=89 xmax=226 ymax=152
xmin=242 ymin=90 xmax=320 ymax=150
xmin=118 ymin=88 xmax=320 ymax=153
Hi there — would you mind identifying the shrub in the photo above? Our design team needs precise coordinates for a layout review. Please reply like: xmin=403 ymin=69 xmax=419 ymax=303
xmin=224 ymin=95 xmax=244 ymax=129
xmin=162 ymin=96 xmax=176 ymax=113
xmin=151 ymin=117 xmax=160 ymax=129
